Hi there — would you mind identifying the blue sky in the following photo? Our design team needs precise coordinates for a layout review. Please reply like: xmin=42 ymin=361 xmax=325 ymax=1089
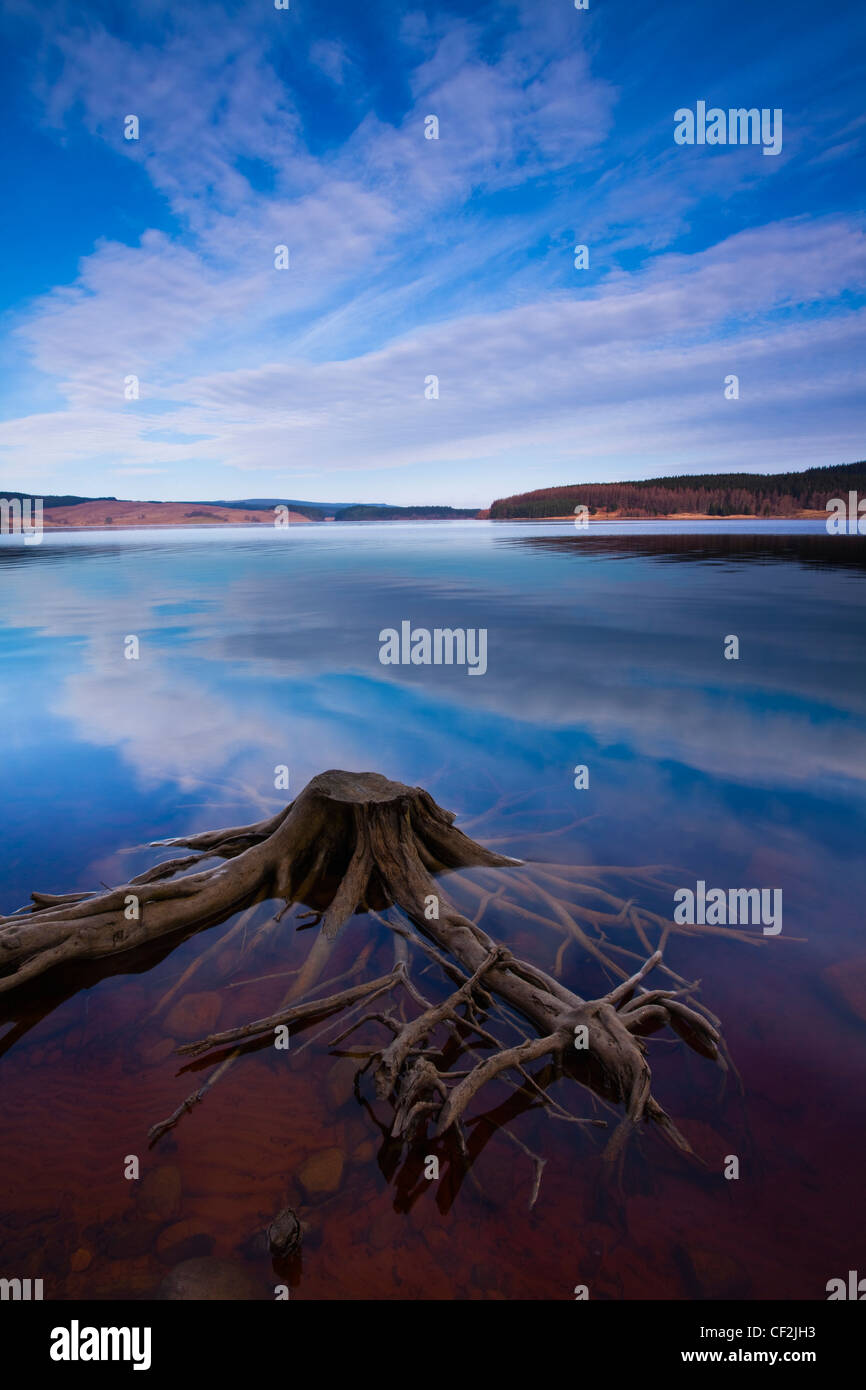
xmin=0 ymin=0 xmax=863 ymax=505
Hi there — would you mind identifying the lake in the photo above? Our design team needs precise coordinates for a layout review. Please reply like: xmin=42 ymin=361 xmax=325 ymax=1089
xmin=1 ymin=519 xmax=864 ymax=1300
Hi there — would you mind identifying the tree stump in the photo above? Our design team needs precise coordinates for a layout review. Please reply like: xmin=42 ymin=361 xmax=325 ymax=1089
xmin=0 ymin=770 xmax=726 ymax=1172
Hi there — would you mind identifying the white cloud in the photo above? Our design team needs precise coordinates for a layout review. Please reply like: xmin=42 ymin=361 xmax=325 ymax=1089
xmin=3 ymin=2 xmax=864 ymax=500
xmin=3 ymin=217 xmax=863 ymax=488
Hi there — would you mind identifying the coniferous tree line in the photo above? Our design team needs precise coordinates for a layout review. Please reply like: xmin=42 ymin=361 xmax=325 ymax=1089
xmin=489 ymin=463 xmax=866 ymax=519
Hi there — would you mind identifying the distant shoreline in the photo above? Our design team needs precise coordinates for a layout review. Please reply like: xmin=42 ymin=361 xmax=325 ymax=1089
xmin=6 ymin=463 xmax=861 ymax=530
xmin=33 ymin=510 xmax=832 ymax=532
xmin=490 ymin=510 xmax=829 ymax=522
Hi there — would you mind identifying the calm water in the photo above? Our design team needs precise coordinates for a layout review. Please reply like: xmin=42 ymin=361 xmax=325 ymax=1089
xmin=0 ymin=520 xmax=864 ymax=1300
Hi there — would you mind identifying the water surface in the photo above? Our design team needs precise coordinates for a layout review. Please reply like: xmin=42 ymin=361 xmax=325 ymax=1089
xmin=1 ymin=520 xmax=863 ymax=1299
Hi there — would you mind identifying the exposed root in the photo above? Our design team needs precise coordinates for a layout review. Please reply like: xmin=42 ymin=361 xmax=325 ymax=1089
xmin=1 ymin=769 xmax=746 ymax=1190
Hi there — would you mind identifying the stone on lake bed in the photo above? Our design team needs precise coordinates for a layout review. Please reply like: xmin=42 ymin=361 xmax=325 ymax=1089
xmin=163 ymin=991 xmax=222 ymax=1040
xmin=298 ymin=1147 xmax=345 ymax=1196
xmin=158 ymin=1257 xmax=261 ymax=1300
xmin=267 ymin=1206 xmax=302 ymax=1257
xmin=326 ymin=1057 xmax=360 ymax=1108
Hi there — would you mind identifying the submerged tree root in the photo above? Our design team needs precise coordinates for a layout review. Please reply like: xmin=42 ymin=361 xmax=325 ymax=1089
xmin=1 ymin=770 xmax=742 ymax=1187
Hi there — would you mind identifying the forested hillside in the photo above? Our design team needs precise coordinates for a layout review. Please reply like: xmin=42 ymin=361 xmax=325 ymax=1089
xmin=489 ymin=463 xmax=866 ymax=519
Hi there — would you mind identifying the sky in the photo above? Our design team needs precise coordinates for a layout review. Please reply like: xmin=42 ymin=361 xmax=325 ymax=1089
xmin=0 ymin=0 xmax=863 ymax=506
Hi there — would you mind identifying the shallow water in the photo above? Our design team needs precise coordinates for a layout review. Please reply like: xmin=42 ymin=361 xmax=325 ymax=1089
xmin=0 ymin=520 xmax=864 ymax=1299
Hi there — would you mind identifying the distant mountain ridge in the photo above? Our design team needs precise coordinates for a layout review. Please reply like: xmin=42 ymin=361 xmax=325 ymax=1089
xmin=213 ymin=498 xmax=391 ymax=518
xmin=31 ymin=499 xmax=313 ymax=529
xmin=0 ymin=491 xmax=117 ymax=508
xmin=1 ymin=490 xmax=480 ymax=523
xmin=214 ymin=500 xmax=478 ymax=519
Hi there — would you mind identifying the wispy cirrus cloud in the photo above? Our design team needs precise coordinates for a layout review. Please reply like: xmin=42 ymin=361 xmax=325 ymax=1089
xmin=0 ymin=0 xmax=863 ymax=501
